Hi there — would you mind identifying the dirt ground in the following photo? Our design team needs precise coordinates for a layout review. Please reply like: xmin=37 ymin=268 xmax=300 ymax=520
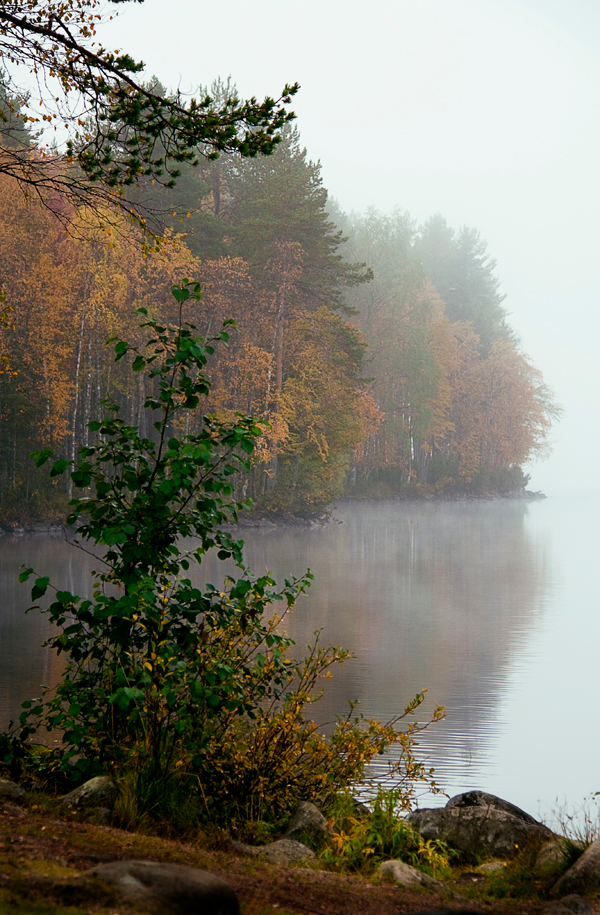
xmin=0 ymin=805 xmax=598 ymax=915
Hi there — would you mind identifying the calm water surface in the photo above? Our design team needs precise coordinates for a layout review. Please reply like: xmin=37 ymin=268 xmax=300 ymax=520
xmin=1 ymin=496 xmax=598 ymax=820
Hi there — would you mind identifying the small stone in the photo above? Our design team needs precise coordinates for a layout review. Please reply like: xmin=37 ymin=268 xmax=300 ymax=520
xmin=61 ymin=776 xmax=116 ymax=808
xmin=0 ymin=804 xmax=27 ymax=817
xmin=226 ymin=836 xmax=315 ymax=865
xmin=85 ymin=860 xmax=239 ymax=915
xmin=0 ymin=778 xmax=26 ymax=802
xmin=476 ymin=860 xmax=507 ymax=874
xmin=258 ymin=839 xmax=316 ymax=865
xmin=377 ymin=859 xmax=447 ymax=892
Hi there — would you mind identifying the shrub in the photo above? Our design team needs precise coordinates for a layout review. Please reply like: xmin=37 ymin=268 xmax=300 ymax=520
xmin=13 ymin=280 xmax=443 ymax=831
xmin=320 ymin=788 xmax=450 ymax=875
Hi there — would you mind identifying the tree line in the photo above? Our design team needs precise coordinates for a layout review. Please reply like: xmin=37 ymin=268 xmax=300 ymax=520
xmin=0 ymin=84 xmax=559 ymax=520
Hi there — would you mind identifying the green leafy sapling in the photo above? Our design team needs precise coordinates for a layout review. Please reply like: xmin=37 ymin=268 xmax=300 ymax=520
xmin=19 ymin=280 xmax=313 ymax=783
xmin=15 ymin=280 xmax=443 ymax=826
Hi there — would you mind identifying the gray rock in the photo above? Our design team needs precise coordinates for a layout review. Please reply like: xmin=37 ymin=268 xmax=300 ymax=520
xmin=475 ymin=860 xmax=507 ymax=874
xmin=350 ymin=797 xmax=371 ymax=818
xmin=85 ymin=860 xmax=239 ymax=915
xmin=0 ymin=804 xmax=27 ymax=817
xmin=226 ymin=837 xmax=315 ymax=865
xmin=258 ymin=838 xmax=316 ymax=865
xmin=86 ymin=807 xmax=111 ymax=826
xmin=407 ymin=806 xmax=552 ymax=859
xmin=543 ymin=895 xmax=592 ymax=915
xmin=446 ymin=790 xmax=540 ymax=826
xmin=283 ymin=801 xmax=331 ymax=849
xmin=0 ymin=778 xmax=25 ymax=802
xmin=377 ymin=859 xmax=448 ymax=891
xmin=537 ymin=839 xmax=570 ymax=871
xmin=554 ymin=837 xmax=600 ymax=895
xmin=61 ymin=776 xmax=116 ymax=808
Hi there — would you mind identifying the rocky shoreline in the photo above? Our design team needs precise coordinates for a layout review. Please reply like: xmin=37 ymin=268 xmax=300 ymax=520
xmin=1 ymin=777 xmax=599 ymax=915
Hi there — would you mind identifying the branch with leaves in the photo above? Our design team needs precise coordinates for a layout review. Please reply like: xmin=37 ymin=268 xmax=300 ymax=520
xmin=0 ymin=0 xmax=298 ymax=225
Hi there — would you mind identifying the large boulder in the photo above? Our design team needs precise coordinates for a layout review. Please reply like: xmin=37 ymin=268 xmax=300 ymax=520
xmin=407 ymin=805 xmax=551 ymax=859
xmin=0 ymin=778 xmax=25 ymax=803
xmin=61 ymin=776 xmax=116 ymax=808
xmin=446 ymin=790 xmax=540 ymax=825
xmin=553 ymin=837 xmax=600 ymax=895
xmin=85 ymin=860 xmax=239 ymax=915
xmin=283 ymin=801 xmax=331 ymax=849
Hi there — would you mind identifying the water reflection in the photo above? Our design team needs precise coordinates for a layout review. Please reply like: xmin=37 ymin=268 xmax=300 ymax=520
xmin=0 ymin=533 xmax=97 ymax=729
xmin=0 ymin=500 xmax=558 ymax=810
xmin=197 ymin=500 xmax=551 ymax=796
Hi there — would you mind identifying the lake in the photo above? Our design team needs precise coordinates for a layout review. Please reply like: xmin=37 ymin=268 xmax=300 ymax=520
xmin=1 ymin=495 xmax=598 ymax=823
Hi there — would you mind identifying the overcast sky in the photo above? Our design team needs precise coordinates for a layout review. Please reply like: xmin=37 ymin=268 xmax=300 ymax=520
xmin=98 ymin=0 xmax=600 ymax=495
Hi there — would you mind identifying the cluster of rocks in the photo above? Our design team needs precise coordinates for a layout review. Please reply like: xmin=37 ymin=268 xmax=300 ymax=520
xmin=4 ymin=776 xmax=600 ymax=914
xmin=404 ymin=791 xmax=598 ymax=913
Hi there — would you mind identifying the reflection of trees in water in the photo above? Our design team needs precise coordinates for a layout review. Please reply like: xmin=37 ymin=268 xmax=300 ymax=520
xmin=1 ymin=505 xmax=550 ymax=786
xmin=0 ymin=534 xmax=97 ymax=730
xmin=199 ymin=501 xmax=551 ymax=786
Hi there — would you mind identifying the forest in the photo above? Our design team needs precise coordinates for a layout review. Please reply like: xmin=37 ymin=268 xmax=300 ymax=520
xmin=0 ymin=79 xmax=560 ymax=521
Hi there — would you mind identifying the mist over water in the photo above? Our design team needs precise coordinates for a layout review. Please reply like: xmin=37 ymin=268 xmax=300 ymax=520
xmin=2 ymin=496 xmax=598 ymax=819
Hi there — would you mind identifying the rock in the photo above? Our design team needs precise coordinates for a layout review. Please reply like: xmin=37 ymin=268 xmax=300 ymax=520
xmin=61 ymin=776 xmax=116 ymax=808
xmin=225 ymin=839 xmax=260 ymax=858
xmin=0 ymin=778 xmax=25 ymax=803
xmin=283 ymin=801 xmax=331 ymax=849
xmin=475 ymin=860 xmax=507 ymax=874
xmin=226 ymin=837 xmax=315 ymax=865
xmin=407 ymin=806 xmax=552 ymax=859
xmin=446 ymin=790 xmax=541 ymax=826
xmin=85 ymin=860 xmax=239 ymax=915
xmin=350 ymin=797 xmax=371 ymax=818
xmin=377 ymin=859 xmax=448 ymax=892
xmin=0 ymin=804 xmax=27 ymax=817
xmin=258 ymin=839 xmax=316 ymax=865
xmin=537 ymin=838 xmax=570 ymax=871
xmin=554 ymin=837 xmax=600 ymax=895
xmin=86 ymin=807 xmax=111 ymax=826
xmin=543 ymin=895 xmax=592 ymax=915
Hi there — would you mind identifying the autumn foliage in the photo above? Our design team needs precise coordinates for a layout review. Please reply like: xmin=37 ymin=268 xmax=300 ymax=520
xmin=0 ymin=119 xmax=558 ymax=519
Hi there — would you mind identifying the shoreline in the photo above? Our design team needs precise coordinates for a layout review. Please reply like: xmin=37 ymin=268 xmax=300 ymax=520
xmin=0 ymin=489 xmax=546 ymax=535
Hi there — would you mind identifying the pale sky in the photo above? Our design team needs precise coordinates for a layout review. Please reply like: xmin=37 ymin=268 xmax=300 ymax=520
xmin=97 ymin=0 xmax=600 ymax=495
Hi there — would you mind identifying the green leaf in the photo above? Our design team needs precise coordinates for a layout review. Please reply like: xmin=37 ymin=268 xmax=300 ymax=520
xmin=171 ymin=285 xmax=190 ymax=303
xmin=31 ymin=577 xmax=49 ymax=600
xmin=31 ymin=448 xmax=53 ymax=468
xmin=50 ymin=458 xmax=71 ymax=477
